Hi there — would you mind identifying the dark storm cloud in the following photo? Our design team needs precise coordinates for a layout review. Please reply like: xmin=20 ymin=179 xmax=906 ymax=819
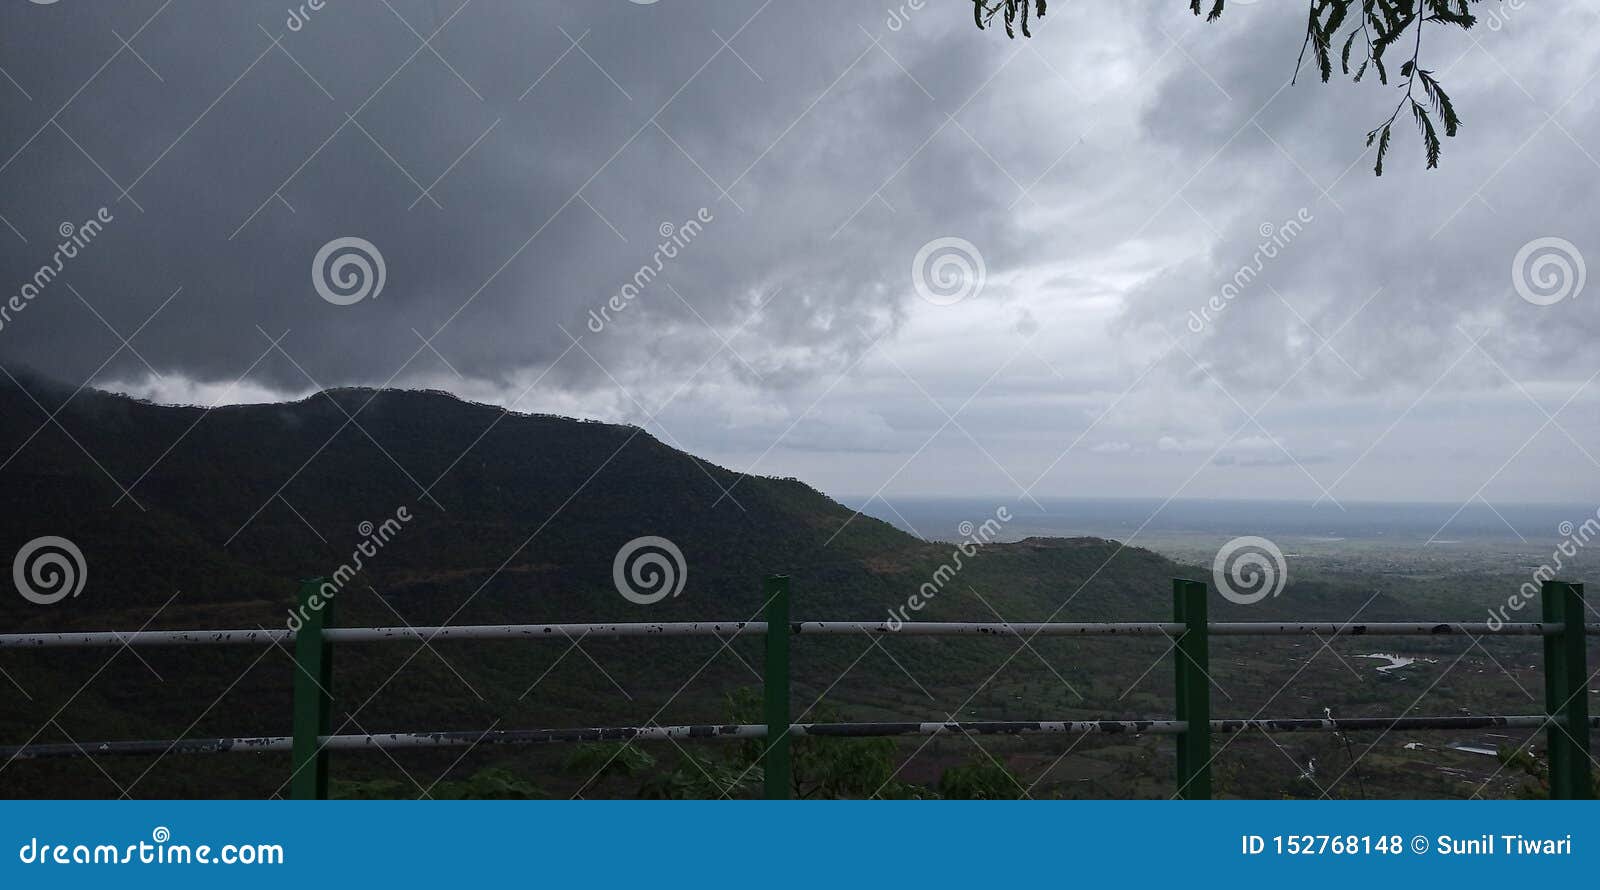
xmin=0 ymin=0 xmax=1030 ymax=398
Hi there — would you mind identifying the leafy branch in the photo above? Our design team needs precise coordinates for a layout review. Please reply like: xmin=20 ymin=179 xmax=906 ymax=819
xmin=973 ymin=0 xmax=1047 ymax=39
xmin=971 ymin=1 xmax=1484 ymax=174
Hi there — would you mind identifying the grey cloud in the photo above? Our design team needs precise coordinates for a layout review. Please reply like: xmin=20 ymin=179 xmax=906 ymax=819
xmin=0 ymin=0 xmax=1029 ymax=400
xmin=1 ymin=1 xmax=1595 ymax=503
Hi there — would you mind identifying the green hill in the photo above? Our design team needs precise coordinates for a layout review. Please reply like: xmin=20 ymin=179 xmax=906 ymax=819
xmin=0 ymin=373 xmax=1523 ymax=799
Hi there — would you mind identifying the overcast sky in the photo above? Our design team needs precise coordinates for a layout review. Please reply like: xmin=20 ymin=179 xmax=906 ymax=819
xmin=1 ymin=0 xmax=1596 ymax=509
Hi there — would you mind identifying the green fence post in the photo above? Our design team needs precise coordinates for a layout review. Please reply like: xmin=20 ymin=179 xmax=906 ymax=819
xmin=1173 ymin=578 xmax=1211 ymax=799
xmin=291 ymin=578 xmax=336 ymax=800
xmin=1542 ymin=580 xmax=1591 ymax=799
xmin=763 ymin=574 xmax=791 ymax=800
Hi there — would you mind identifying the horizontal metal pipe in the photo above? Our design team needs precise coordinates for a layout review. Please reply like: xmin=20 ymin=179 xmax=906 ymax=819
xmin=0 ymin=736 xmax=294 ymax=760
xmin=0 ymin=722 xmax=1173 ymax=760
xmin=1212 ymin=715 xmax=1565 ymax=733
xmin=796 ymin=621 xmax=1186 ymax=636
xmin=5 ymin=715 xmax=1589 ymax=761
xmin=0 ymin=629 xmax=296 ymax=648
xmin=803 ymin=621 xmax=1565 ymax=636
xmin=2 ymin=620 xmax=1591 ymax=649
xmin=323 ymin=622 xmax=763 ymax=643
xmin=0 ymin=623 xmax=765 ymax=649
xmin=1206 ymin=622 xmax=1557 ymax=636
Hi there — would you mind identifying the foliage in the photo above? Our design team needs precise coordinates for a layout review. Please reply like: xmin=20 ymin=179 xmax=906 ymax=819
xmin=565 ymin=743 xmax=762 ymax=798
xmin=334 ymin=767 xmax=545 ymax=800
xmin=973 ymin=0 xmax=1047 ymax=38
xmin=971 ymin=1 xmax=1486 ymax=174
xmin=727 ymin=688 xmax=908 ymax=799
xmin=937 ymin=757 xmax=1027 ymax=799
xmin=555 ymin=691 xmax=1014 ymax=799
xmin=433 ymin=766 xmax=546 ymax=799
xmin=637 ymin=751 xmax=761 ymax=799
xmin=1496 ymin=745 xmax=1600 ymax=799
xmin=563 ymin=743 xmax=657 ymax=780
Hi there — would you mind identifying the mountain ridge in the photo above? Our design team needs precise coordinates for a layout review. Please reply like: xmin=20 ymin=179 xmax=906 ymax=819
xmin=0 ymin=370 xmax=1454 ymax=799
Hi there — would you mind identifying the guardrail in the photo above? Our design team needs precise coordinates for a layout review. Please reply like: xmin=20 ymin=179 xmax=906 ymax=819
xmin=1 ymin=577 xmax=1592 ymax=799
